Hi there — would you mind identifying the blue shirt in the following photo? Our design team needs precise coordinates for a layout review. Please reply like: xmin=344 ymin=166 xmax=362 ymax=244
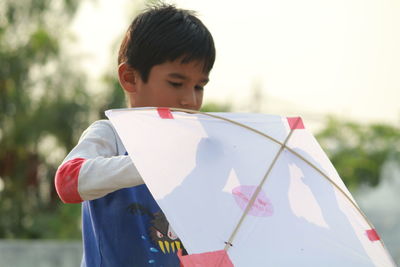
xmin=81 ymin=184 xmax=182 ymax=267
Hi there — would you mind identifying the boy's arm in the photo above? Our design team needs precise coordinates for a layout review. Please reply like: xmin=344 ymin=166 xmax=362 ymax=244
xmin=54 ymin=120 xmax=144 ymax=203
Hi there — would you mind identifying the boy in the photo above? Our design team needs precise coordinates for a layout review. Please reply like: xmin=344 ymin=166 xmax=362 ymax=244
xmin=55 ymin=4 xmax=215 ymax=266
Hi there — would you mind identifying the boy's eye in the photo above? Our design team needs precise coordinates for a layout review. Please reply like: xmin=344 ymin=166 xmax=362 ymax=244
xmin=195 ymin=85 xmax=204 ymax=91
xmin=168 ymin=81 xmax=182 ymax=88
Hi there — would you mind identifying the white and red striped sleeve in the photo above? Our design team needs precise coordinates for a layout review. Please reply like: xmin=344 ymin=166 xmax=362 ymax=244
xmin=54 ymin=120 xmax=144 ymax=203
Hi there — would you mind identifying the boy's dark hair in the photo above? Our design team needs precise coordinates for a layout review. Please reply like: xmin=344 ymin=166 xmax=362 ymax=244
xmin=118 ymin=3 xmax=216 ymax=82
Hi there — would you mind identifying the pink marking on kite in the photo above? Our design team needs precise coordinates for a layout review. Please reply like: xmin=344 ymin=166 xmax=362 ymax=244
xmin=366 ymin=229 xmax=380 ymax=242
xmin=287 ymin=117 xmax=305 ymax=129
xmin=157 ymin=107 xmax=174 ymax=119
xmin=232 ymin=185 xmax=273 ymax=217
xmin=177 ymin=249 xmax=234 ymax=267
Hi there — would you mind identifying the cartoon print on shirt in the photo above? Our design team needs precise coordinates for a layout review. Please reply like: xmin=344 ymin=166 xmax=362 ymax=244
xmin=127 ymin=202 xmax=187 ymax=255
xmin=150 ymin=211 xmax=182 ymax=254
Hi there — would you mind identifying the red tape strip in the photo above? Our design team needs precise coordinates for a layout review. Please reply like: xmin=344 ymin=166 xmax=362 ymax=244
xmin=157 ymin=107 xmax=174 ymax=119
xmin=287 ymin=117 xmax=305 ymax=129
xmin=366 ymin=229 xmax=380 ymax=242
xmin=178 ymin=249 xmax=234 ymax=267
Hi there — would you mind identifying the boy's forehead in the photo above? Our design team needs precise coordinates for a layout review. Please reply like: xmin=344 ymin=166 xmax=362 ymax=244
xmin=153 ymin=59 xmax=209 ymax=79
xmin=168 ymin=72 xmax=209 ymax=83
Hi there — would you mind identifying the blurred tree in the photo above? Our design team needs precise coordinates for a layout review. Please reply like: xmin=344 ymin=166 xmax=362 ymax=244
xmin=201 ymin=101 xmax=232 ymax=112
xmin=316 ymin=117 xmax=400 ymax=191
xmin=96 ymin=1 xmax=146 ymax=119
xmin=97 ymin=72 xmax=127 ymax=119
xmin=0 ymin=0 xmax=89 ymax=238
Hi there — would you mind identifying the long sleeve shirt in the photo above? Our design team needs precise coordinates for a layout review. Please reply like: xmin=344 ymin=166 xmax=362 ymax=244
xmin=55 ymin=120 xmax=183 ymax=267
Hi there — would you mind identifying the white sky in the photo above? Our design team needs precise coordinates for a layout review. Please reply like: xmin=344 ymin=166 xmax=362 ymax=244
xmin=70 ymin=0 xmax=400 ymax=127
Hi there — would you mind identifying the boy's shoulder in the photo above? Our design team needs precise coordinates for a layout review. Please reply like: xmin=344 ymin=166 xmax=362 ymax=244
xmin=88 ymin=119 xmax=114 ymax=130
xmin=80 ymin=119 xmax=118 ymax=142
xmin=61 ymin=119 xmax=121 ymax=165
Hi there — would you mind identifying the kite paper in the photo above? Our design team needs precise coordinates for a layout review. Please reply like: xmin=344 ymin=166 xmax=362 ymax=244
xmin=105 ymin=107 xmax=395 ymax=267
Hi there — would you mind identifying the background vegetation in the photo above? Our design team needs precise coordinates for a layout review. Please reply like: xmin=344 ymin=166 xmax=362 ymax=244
xmin=0 ymin=0 xmax=399 ymax=241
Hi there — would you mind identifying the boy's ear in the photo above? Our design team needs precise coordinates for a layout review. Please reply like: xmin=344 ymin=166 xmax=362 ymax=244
xmin=118 ymin=63 xmax=138 ymax=93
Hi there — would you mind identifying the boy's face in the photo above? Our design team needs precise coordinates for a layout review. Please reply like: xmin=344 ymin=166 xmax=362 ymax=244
xmin=127 ymin=59 xmax=209 ymax=111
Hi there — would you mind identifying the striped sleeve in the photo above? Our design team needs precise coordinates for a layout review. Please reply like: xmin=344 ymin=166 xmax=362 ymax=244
xmin=54 ymin=120 xmax=144 ymax=203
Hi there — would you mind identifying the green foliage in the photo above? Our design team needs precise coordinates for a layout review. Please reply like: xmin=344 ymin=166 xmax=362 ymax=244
xmin=97 ymin=73 xmax=127 ymax=119
xmin=0 ymin=0 xmax=86 ymax=239
xmin=316 ymin=117 xmax=400 ymax=191
xmin=200 ymin=101 xmax=232 ymax=112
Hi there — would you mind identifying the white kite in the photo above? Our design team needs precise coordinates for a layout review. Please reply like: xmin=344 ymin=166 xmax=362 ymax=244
xmin=105 ymin=107 xmax=395 ymax=267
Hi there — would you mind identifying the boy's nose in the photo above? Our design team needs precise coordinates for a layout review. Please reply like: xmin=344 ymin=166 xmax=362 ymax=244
xmin=180 ymin=89 xmax=197 ymax=109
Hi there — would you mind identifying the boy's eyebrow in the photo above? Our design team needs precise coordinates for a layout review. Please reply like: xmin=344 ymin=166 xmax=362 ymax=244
xmin=168 ymin=73 xmax=209 ymax=83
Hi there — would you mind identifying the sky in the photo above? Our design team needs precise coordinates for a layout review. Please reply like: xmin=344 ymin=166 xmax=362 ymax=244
xmin=70 ymin=0 xmax=400 ymax=127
